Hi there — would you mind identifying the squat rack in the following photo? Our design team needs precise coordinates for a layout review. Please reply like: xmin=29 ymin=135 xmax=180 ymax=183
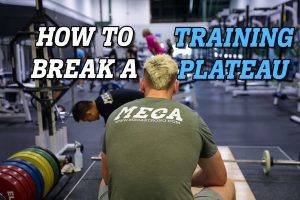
xmin=10 ymin=0 xmax=79 ymax=157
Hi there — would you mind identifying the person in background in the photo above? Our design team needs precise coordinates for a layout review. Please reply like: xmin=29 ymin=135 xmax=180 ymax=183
xmin=76 ymin=46 xmax=86 ymax=90
xmin=126 ymin=41 xmax=141 ymax=80
xmin=108 ymin=41 xmax=118 ymax=59
xmin=142 ymin=28 xmax=166 ymax=55
xmin=72 ymin=89 xmax=144 ymax=124
xmin=107 ymin=41 xmax=118 ymax=75
xmin=166 ymin=38 xmax=174 ymax=57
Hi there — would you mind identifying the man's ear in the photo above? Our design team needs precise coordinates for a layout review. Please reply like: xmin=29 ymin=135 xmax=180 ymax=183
xmin=173 ymin=80 xmax=179 ymax=94
xmin=140 ymin=79 xmax=145 ymax=92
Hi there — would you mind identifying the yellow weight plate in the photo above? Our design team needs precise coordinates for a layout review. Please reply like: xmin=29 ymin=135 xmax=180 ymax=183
xmin=20 ymin=151 xmax=55 ymax=188
xmin=10 ymin=151 xmax=53 ymax=197
xmin=10 ymin=151 xmax=54 ymax=197
xmin=16 ymin=151 xmax=54 ymax=187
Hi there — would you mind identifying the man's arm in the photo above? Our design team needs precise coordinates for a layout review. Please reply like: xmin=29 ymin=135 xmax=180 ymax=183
xmin=192 ymin=150 xmax=227 ymax=187
xmin=150 ymin=48 xmax=157 ymax=55
xmin=101 ymin=152 xmax=110 ymax=185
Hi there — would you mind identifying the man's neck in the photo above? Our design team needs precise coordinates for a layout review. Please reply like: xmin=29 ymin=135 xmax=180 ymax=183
xmin=145 ymin=89 xmax=173 ymax=99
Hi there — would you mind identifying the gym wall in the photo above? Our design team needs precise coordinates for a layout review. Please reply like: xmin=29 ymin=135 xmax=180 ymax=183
xmin=0 ymin=0 xmax=100 ymax=25
xmin=229 ymin=0 xmax=296 ymax=10
xmin=94 ymin=0 xmax=208 ymax=57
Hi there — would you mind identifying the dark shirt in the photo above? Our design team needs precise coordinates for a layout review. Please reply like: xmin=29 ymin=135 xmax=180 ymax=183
xmin=127 ymin=47 xmax=138 ymax=59
xmin=95 ymin=89 xmax=144 ymax=123
xmin=108 ymin=48 xmax=117 ymax=59
xmin=127 ymin=46 xmax=141 ymax=70
xmin=166 ymin=43 xmax=174 ymax=56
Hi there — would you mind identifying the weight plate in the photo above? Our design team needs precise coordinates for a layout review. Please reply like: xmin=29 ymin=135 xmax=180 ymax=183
xmin=18 ymin=150 xmax=55 ymax=188
xmin=0 ymin=172 xmax=27 ymax=200
xmin=26 ymin=147 xmax=60 ymax=184
xmin=9 ymin=152 xmax=54 ymax=197
xmin=263 ymin=150 xmax=271 ymax=175
xmin=33 ymin=146 xmax=61 ymax=178
xmin=0 ymin=165 xmax=37 ymax=200
xmin=9 ymin=152 xmax=53 ymax=197
xmin=0 ymin=193 xmax=5 ymax=200
xmin=1 ymin=159 xmax=43 ymax=199
xmin=0 ymin=167 xmax=33 ymax=200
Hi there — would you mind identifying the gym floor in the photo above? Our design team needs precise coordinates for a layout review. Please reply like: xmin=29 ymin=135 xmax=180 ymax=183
xmin=0 ymin=81 xmax=299 ymax=200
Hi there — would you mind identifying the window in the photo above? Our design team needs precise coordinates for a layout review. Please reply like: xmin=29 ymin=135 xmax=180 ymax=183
xmin=150 ymin=0 xmax=230 ymax=23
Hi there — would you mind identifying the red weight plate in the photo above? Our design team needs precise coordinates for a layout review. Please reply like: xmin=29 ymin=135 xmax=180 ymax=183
xmin=0 ymin=165 xmax=36 ymax=200
xmin=0 ymin=172 xmax=27 ymax=200
xmin=0 ymin=168 xmax=32 ymax=200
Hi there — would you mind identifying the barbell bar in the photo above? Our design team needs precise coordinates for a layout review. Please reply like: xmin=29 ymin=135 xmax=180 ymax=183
xmin=91 ymin=150 xmax=300 ymax=175
xmin=221 ymin=150 xmax=300 ymax=175
xmin=91 ymin=156 xmax=102 ymax=161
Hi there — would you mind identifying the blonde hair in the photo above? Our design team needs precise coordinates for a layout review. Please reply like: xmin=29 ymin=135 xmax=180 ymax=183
xmin=144 ymin=54 xmax=178 ymax=90
xmin=142 ymin=28 xmax=152 ymax=37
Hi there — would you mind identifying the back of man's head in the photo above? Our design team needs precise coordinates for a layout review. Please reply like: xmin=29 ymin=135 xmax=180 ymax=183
xmin=143 ymin=54 xmax=178 ymax=90
xmin=72 ymin=101 xmax=93 ymax=122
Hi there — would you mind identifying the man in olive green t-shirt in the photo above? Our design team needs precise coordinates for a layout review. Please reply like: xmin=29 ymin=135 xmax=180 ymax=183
xmin=100 ymin=54 xmax=235 ymax=200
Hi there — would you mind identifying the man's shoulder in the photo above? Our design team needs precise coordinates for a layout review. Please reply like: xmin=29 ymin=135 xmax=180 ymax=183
xmin=111 ymin=89 xmax=144 ymax=97
xmin=115 ymin=98 xmax=144 ymax=109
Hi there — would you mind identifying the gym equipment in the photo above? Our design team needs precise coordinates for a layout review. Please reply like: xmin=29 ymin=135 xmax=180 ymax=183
xmin=91 ymin=150 xmax=300 ymax=175
xmin=224 ymin=150 xmax=300 ymax=175
xmin=91 ymin=156 xmax=102 ymax=161
xmin=0 ymin=44 xmax=31 ymax=122
xmin=43 ymin=175 xmax=71 ymax=200
xmin=1 ymin=146 xmax=66 ymax=199
xmin=0 ymin=167 xmax=34 ymax=200
xmin=9 ymin=0 xmax=79 ymax=159
xmin=272 ymin=1 xmax=300 ymax=122
xmin=290 ymin=72 xmax=300 ymax=124
xmin=173 ymin=79 xmax=198 ymax=109
xmin=0 ymin=82 xmax=32 ymax=121
xmin=9 ymin=151 xmax=54 ymax=197
xmin=0 ymin=165 xmax=37 ymax=200
xmin=225 ymin=7 xmax=279 ymax=97
xmin=0 ymin=172 xmax=27 ymax=200
xmin=25 ymin=147 xmax=60 ymax=184
xmin=54 ymin=104 xmax=72 ymax=124
xmin=33 ymin=146 xmax=61 ymax=178
xmin=1 ymin=159 xmax=44 ymax=199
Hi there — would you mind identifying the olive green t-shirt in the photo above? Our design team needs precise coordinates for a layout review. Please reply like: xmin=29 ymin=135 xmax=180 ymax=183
xmin=103 ymin=97 xmax=218 ymax=200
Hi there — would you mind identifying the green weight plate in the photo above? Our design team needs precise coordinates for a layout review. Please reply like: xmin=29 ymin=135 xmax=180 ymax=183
xmin=33 ymin=146 xmax=61 ymax=178
xmin=25 ymin=148 xmax=60 ymax=184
